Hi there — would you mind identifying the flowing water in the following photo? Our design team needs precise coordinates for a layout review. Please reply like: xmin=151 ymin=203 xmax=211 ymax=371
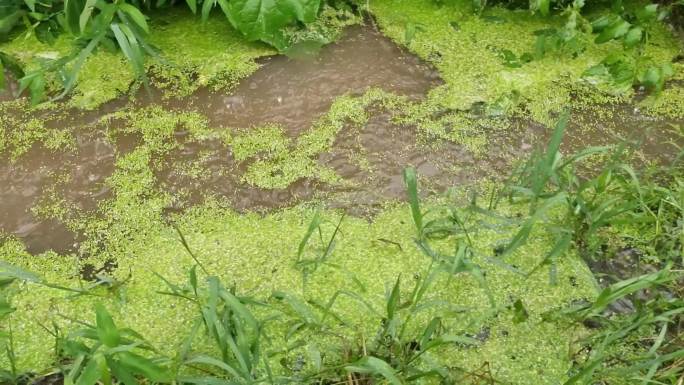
xmin=0 ymin=25 xmax=681 ymax=254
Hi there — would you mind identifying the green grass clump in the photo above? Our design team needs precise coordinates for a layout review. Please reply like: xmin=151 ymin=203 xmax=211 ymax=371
xmin=0 ymin=193 xmax=598 ymax=383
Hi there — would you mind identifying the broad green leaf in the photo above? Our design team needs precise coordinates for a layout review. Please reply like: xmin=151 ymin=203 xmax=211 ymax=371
xmin=95 ymin=303 xmax=121 ymax=347
xmin=118 ymin=2 xmax=149 ymax=34
xmin=590 ymin=14 xmax=618 ymax=31
xmin=186 ymin=0 xmax=197 ymax=13
xmin=65 ymin=0 xmax=86 ymax=35
xmin=225 ymin=0 xmax=321 ymax=50
xmin=0 ymin=11 xmax=25 ymax=37
xmin=75 ymin=356 xmax=101 ymax=385
xmin=623 ymin=26 xmax=642 ymax=48
xmin=35 ymin=21 xmax=58 ymax=45
xmin=636 ymin=3 xmax=658 ymax=23
xmin=595 ymin=19 xmax=630 ymax=44
xmin=117 ymin=351 xmax=169 ymax=382
xmin=345 ymin=357 xmax=403 ymax=385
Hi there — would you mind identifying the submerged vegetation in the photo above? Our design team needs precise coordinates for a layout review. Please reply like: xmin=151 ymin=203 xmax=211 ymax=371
xmin=0 ymin=0 xmax=683 ymax=384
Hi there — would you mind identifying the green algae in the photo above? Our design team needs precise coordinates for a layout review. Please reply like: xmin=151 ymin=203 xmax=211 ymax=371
xmin=368 ymin=0 xmax=682 ymax=126
xmin=1 ymin=195 xmax=598 ymax=383
xmin=102 ymin=105 xmax=210 ymax=154
xmin=146 ymin=8 xmax=274 ymax=98
xmin=233 ymin=89 xmax=408 ymax=189
xmin=0 ymin=100 xmax=75 ymax=160
xmin=229 ymin=124 xmax=290 ymax=162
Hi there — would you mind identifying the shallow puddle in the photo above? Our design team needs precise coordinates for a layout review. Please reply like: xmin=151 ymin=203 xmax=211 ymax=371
xmin=0 ymin=130 xmax=118 ymax=254
xmin=143 ymin=25 xmax=442 ymax=132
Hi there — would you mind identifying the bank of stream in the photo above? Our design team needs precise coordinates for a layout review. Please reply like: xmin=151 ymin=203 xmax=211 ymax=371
xmin=1 ymin=4 xmax=683 ymax=384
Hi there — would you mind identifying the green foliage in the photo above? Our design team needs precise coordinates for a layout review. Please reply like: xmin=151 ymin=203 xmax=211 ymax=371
xmin=0 ymin=0 xmax=326 ymax=104
xmin=224 ymin=0 xmax=321 ymax=50
xmin=57 ymin=303 xmax=171 ymax=385
xmin=555 ymin=268 xmax=683 ymax=384
xmin=471 ymin=0 xmax=677 ymax=95
xmin=0 ymin=263 xmax=41 ymax=384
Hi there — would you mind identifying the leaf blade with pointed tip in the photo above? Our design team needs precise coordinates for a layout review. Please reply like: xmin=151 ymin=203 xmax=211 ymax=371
xmin=95 ymin=303 xmax=120 ymax=347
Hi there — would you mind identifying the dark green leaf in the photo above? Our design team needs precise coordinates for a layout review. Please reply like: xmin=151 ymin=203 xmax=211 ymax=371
xmin=623 ymin=26 xmax=642 ymax=48
xmin=513 ymin=299 xmax=529 ymax=323
xmin=595 ymin=19 xmax=630 ymax=44
xmin=65 ymin=0 xmax=86 ymax=35
xmin=75 ymin=357 xmax=101 ymax=385
xmin=117 ymin=351 xmax=169 ymax=382
xmin=95 ymin=303 xmax=120 ymax=347
xmin=0 ymin=11 xmax=25 ymax=37
xmin=225 ymin=0 xmax=321 ymax=50
xmin=118 ymin=2 xmax=149 ymax=34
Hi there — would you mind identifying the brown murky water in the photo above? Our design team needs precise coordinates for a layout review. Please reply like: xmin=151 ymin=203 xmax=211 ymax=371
xmin=1 ymin=25 xmax=681 ymax=254
xmin=0 ymin=130 xmax=118 ymax=254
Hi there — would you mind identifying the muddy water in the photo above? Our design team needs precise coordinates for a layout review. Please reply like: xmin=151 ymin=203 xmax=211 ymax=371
xmin=1 ymin=24 xmax=682 ymax=254
xmin=0 ymin=130 xmax=118 ymax=254
xmin=0 ymin=25 xmax=442 ymax=253
xmin=146 ymin=25 xmax=442 ymax=132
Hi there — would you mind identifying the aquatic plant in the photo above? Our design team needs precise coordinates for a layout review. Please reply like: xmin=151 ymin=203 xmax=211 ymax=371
xmin=56 ymin=303 xmax=171 ymax=385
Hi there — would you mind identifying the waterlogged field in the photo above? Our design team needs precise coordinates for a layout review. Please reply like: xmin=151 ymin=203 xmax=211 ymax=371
xmin=1 ymin=1 xmax=683 ymax=384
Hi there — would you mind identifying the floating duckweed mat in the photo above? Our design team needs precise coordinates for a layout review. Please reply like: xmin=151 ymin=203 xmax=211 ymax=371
xmin=1 ymin=197 xmax=598 ymax=384
xmin=0 ymin=9 xmax=272 ymax=109
xmin=368 ymin=0 xmax=682 ymax=125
